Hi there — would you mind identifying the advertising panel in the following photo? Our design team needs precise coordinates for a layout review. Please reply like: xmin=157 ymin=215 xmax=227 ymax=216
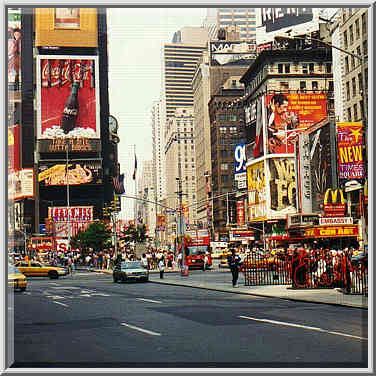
xmin=229 ymin=230 xmax=254 ymax=241
xmin=319 ymin=217 xmax=353 ymax=226
xmin=8 ymin=169 xmax=35 ymax=201
xmin=54 ymin=221 xmax=92 ymax=238
xmin=323 ymin=188 xmax=346 ymax=217
xmin=296 ymin=132 xmax=312 ymax=213
xmin=48 ymin=206 xmax=93 ymax=222
xmin=265 ymin=93 xmax=327 ymax=155
xmin=8 ymin=125 xmax=20 ymax=173
xmin=8 ymin=8 xmax=21 ymax=88
xmin=38 ymin=160 xmax=102 ymax=186
xmin=308 ymin=122 xmax=333 ymax=213
xmin=234 ymin=143 xmax=247 ymax=190
xmin=35 ymin=8 xmax=98 ymax=47
xmin=269 ymin=158 xmax=297 ymax=218
xmin=337 ymin=122 xmax=365 ymax=182
xmin=210 ymin=41 xmax=256 ymax=65
xmin=236 ymin=201 xmax=245 ymax=226
xmin=305 ymin=225 xmax=358 ymax=238
xmin=156 ymin=214 xmax=166 ymax=231
xmin=256 ymin=8 xmax=319 ymax=44
xmin=247 ymin=161 xmax=266 ymax=221
xmin=246 ymin=96 xmax=264 ymax=161
xmin=36 ymin=55 xmax=100 ymax=153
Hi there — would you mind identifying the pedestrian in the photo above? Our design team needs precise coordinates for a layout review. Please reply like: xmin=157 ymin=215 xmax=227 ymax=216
xmin=227 ymin=247 xmax=243 ymax=287
xmin=141 ymin=253 xmax=148 ymax=269
xmin=203 ymin=253 xmax=208 ymax=271
xmin=158 ymin=256 xmax=165 ymax=279
xmin=68 ymin=256 xmax=73 ymax=275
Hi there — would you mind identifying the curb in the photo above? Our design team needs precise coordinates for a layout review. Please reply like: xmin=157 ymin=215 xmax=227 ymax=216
xmin=86 ymin=269 xmax=367 ymax=310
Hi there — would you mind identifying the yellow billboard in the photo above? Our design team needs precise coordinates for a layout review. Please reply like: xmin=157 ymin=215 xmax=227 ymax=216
xmin=247 ymin=161 xmax=267 ymax=221
xmin=35 ymin=8 xmax=98 ymax=47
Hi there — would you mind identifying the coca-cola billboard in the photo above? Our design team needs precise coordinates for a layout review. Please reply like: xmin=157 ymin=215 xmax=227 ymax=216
xmin=36 ymin=55 xmax=100 ymax=152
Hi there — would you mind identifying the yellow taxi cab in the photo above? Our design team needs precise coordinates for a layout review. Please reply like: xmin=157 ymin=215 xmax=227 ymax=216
xmin=15 ymin=260 xmax=68 ymax=279
xmin=8 ymin=264 xmax=27 ymax=291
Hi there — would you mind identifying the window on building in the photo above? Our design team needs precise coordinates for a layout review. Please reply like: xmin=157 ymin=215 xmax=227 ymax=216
xmin=221 ymin=163 xmax=228 ymax=170
xmin=365 ymin=68 xmax=368 ymax=89
xmin=221 ymin=149 xmax=227 ymax=158
xmin=349 ymin=25 xmax=354 ymax=44
xmin=353 ymin=103 xmax=358 ymax=120
xmin=278 ymin=64 xmax=283 ymax=73
xmin=360 ymin=100 xmax=364 ymax=118
xmin=280 ymin=81 xmax=289 ymax=90
xmin=219 ymin=127 xmax=227 ymax=134
xmin=312 ymin=81 xmax=318 ymax=91
xmin=363 ymin=40 xmax=368 ymax=56
xmin=300 ymin=81 xmax=306 ymax=91
xmin=229 ymin=114 xmax=237 ymax=121
xmin=352 ymin=77 xmax=357 ymax=96
xmin=362 ymin=13 xmax=367 ymax=34
xmin=351 ymin=54 xmax=355 ymax=70
xmin=346 ymin=81 xmax=350 ymax=100
xmin=309 ymin=63 xmax=315 ymax=73
xmin=325 ymin=63 xmax=332 ymax=73
xmin=219 ymin=114 xmax=226 ymax=122
xmin=355 ymin=19 xmax=360 ymax=39
xmin=221 ymin=175 xmax=229 ymax=183
xmin=229 ymin=127 xmax=237 ymax=134
xmin=231 ymin=80 xmax=237 ymax=87
xmin=285 ymin=64 xmax=290 ymax=73
xmin=343 ymin=31 xmax=348 ymax=48
xmin=328 ymin=80 xmax=334 ymax=91
xmin=345 ymin=56 xmax=349 ymax=73
xmin=358 ymin=73 xmax=363 ymax=91
xmin=347 ymin=108 xmax=352 ymax=121
xmin=302 ymin=64 xmax=309 ymax=74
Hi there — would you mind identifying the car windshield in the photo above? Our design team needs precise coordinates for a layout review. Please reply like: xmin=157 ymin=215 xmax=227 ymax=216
xmin=187 ymin=246 xmax=208 ymax=255
xmin=121 ymin=261 xmax=142 ymax=269
xmin=8 ymin=265 xmax=22 ymax=274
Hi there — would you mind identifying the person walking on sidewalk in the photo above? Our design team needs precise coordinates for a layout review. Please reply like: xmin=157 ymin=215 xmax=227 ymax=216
xmin=158 ymin=256 xmax=165 ymax=279
xmin=227 ymin=247 xmax=243 ymax=287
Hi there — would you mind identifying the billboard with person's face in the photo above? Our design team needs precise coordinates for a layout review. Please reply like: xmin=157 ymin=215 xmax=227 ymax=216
xmin=36 ymin=55 xmax=100 ymax=153
xmin=264 ymin=93 xmax=327 ymax=155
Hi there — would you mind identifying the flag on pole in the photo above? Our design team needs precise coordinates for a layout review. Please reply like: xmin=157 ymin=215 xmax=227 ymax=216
xmin=132 ymin=154 xmax=137 ymax=180
xmin=113 ymin=174 xmax=125 ymax=194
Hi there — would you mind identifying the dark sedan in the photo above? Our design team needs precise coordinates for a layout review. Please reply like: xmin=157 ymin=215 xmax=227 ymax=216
xmin=113 ymin=261 xmax=149 ymax=283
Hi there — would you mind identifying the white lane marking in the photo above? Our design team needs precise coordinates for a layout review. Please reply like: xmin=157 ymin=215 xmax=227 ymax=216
xmin=91 ymin=293 xmax=111 ymax=297
xmin=49 ymin=286 xmax=81 ymax=290
xmin=120 ymin=323 xmax=161 ymax=336
xmin=53 ymin=301 xmax=69 ymax=307
xmin=49 ymin=283 xmax=60 ymax=286
xmin=239 ymin=316 xmax=367 ymax=341
xmin=45 ymin=295 xmax=65 ymax=300
xmin=136 ymin=298 xmax=162 ymax=304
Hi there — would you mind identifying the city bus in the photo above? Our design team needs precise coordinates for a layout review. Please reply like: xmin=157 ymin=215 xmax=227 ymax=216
xmin=184 ymin=229 xmax=212 ymax=270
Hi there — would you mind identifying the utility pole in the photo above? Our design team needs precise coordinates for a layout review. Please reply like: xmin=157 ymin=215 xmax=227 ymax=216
xmin=176 ymin=177 xmax=185 ymax=272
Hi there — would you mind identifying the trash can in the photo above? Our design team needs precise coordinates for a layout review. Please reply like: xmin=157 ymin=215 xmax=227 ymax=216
xmin=181 ymin=265 xmax=189 ymax=277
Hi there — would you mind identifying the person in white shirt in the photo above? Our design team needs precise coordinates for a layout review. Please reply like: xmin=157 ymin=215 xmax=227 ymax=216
xmin=158 ymin=256 xmax=165 ymax=279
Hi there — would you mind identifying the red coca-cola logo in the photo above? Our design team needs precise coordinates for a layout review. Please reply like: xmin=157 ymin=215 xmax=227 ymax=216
xmin=41 ymin=59 xmax=90 ymax=88
xmin=63 ymin=107 xmax=78 ymax=116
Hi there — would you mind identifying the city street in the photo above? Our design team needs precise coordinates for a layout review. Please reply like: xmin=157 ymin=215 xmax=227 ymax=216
xmin=10 ymin=270 xmax=367 ymax=369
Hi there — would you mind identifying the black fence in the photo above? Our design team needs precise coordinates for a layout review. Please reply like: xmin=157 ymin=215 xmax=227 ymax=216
xmin=242 ymin=250 xmax=368 ymax=295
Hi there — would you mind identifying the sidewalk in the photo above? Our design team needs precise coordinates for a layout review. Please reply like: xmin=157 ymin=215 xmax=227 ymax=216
xmin=88 ymin=267 xmax=368 ymax=309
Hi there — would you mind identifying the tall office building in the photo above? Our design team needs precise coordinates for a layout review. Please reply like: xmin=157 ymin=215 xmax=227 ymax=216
xmin=162 ymin=27 xmax=208 ymax=119
xmin=203 ymin=8 xmax=257 ymax=41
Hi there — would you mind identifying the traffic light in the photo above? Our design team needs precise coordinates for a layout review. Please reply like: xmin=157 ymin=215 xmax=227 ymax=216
xmin=111 ymin=199 xmax=116 ymax=212
xmin=102 ymin=206 xmax=111 ymax=217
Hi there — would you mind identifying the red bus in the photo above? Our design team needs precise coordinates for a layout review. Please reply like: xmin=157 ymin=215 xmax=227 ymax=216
xmin=184 ymin=229 xmax=212 ymax=270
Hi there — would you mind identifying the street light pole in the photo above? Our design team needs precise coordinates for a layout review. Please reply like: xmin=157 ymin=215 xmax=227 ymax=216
xmin=65 ymin=143 xmax=71 ymax=251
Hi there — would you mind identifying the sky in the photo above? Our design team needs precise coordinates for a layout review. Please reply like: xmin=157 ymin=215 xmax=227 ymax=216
xmin=107 ymin=7 xmax=207 ymax=220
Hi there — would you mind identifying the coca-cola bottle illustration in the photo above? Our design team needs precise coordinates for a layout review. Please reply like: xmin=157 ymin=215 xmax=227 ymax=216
xmin=61 ymin=81 xmax=80 ymax=134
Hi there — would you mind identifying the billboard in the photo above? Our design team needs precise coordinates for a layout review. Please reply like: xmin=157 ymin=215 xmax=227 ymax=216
xmin=337 ymin=122 xmax=365 ymax=182
xmin=35 ymin=8 xmax=98 ymax=47
xmin=38 ymin=160 xmax=102 ymax=186
xmin=48 ymin=206 xmax=93 ymax=222
xmin=308 ymin=122 xmax=334 ymax=213
xmin=8 ymin=125 xmax=20 ymax=173
xmin=36 ymin=55 xmax=100 ymax=152
xmin=246 ymin=96 xmax=264 ymax=161
xmin=264 ymin=93 xmax=327 ymax=155
xmin=8 ymin=9 xmax=21 ymax=88
xmin=247 ymin=161 xmax=266 ymax=221
xmin=210 ymin=41 xmax=256 ymax=65
xmin=268 ymin=158 xmax=297 ymax=218
xmin=236 ymin=201 xmax=245 ymax=226
xmin=8 ymin=169 xmax=35 ymax=201
xmin=256 ymin=8 xmax=320 ymax=44
xmin=296 ymin=132 xmax=312 ymax=213
xmin=234 ymin=143 xmax=247 ymax=190
xmin=156 ymin=214 xmax=166 ymax=232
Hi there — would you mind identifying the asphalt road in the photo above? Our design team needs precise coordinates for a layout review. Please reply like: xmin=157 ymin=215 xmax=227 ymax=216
xmin=9 ymin=270 xmax=368 ymax=369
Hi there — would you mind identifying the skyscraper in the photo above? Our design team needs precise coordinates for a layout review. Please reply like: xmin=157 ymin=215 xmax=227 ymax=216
xmin=162 ymin=27 xmax=208 ymax=119
xmin=203 ymin=8 xmax=257 ymax=41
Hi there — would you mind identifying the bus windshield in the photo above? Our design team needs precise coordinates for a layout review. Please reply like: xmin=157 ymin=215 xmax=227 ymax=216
xmin=186 ymin=246 xmax=208 ymax=256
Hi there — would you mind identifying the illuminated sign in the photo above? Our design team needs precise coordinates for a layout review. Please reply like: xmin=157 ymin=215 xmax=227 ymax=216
xmin=323 ymin=189 xmax=346 ymax=217
xmin=305 ymin=225 xmax=358 ymax=238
